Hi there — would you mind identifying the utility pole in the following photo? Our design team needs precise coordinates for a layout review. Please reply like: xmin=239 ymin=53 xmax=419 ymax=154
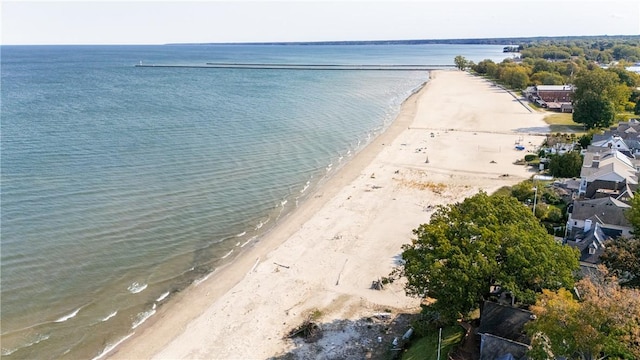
xmin=437 ymin=327 xmax=442 ymax=360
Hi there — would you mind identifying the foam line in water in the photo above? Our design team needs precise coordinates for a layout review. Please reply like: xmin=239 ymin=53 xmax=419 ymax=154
xmin=221 ymin=249 xmax=234 ymax=259
xmin=90 ymin=332 xmax=135 ymax=360
xmin=101 ymin=311 xmax=118 ymax=322
xmin=236 ymin=231 xmax=246 ymax=237
xmin=240 ymin=236 xmax=257 ymax=248
xmin=300 ymin=181 xmax=311 ymax=193
xmin=131 ymin=309 xmax=156 ymax=329
xmin=127 ymin=282 xmax=147 ymax=294
xmin=156 ymin=291 xmax=170 ymax=302
xmin=1 ymin=334 xmax=50 ymax=356
xmin=193 ymin=272 xmax=212 ymax=286
xmin=54 ymin=307 xmax=82 ymax=323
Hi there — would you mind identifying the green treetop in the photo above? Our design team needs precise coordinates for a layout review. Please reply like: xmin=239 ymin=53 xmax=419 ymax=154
xmin=399 ymin=192 xmax=579 ymax=323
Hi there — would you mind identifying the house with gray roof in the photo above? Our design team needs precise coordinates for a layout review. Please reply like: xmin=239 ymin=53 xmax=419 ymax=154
xmin=566 ymin=222 xmax=612 ymax=265
xmin=592 ymin=119 xmax=640 ymax=155
xmin=566 ymin=196 xmax=632 ymax=238
xmin=477 ymin=302 xmax=533 ymax=360
xmin=578 ymin=149 xmax=638 ymax=200
xmin=591 ymin=135 xmax=631 ymax=153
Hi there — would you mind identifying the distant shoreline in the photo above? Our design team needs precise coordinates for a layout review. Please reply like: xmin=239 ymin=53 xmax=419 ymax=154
xmin=166 ymin=34 xmax=640 ymax=46
xmin=134 ymin=63 xmax=453 ymax=70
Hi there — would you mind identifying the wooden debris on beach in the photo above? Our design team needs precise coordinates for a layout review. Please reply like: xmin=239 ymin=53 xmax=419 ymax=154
xmin=370 ymin=278 xmax=384 ymax=290
xmin=335 ymin=259 xmax=348 ymax=285
xmin=274 ymin=262 xmax=290 ymax=269
xmin=372 ymin=312 xmax=391 ymax=320
xmin=287 ymin=316 xmax=322 ymax=342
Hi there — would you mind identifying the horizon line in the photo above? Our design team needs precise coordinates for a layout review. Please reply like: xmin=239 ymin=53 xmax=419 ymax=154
xmin=2 ymin=34 xmax=639 ymax=47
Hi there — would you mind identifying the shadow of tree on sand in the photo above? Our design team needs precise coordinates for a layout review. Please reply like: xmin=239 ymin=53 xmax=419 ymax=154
xmin=268 ymin=313 xmax=417 ymax=360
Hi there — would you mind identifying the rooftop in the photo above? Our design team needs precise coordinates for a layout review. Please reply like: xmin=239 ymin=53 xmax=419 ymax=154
xmin=536 ymin=85 xmax=574 ymax=91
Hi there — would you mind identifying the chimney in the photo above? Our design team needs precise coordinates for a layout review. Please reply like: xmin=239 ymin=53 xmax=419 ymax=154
xmin=592 ymin=153 xmax=600 ymax=168
xmin=584 ymin=219 xmax=592 ymax=232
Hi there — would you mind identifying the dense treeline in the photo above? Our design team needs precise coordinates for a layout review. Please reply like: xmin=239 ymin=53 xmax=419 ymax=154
xmin=519 ymin=39 xmax=640 ymax=63
xmin=456 ymin=38 xmax=640 ymax=129
xmin=185 ymin=35 xmax=640 ymax=46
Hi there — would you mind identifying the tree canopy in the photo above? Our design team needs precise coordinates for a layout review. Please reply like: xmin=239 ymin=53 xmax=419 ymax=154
xmin=454 ymin=55 xmax=468 ymax=71
xmin=469 ymin=39 xmax=640 ymax=129
xmin=625 ymin=191 xmax=640 ymax=234
xmin=526 ymin=269 xmax=640 ymax=360
xmin=601 ymin=237 xmax=640 ymax=288
xmin=572 ymin=93 xmax=616 ymax=129
xmin=547 ymin=151 xmax=583 ymax=178
xmin=571 ymin=68 xmax=624 ymax=129
xmin=600 ymin=192 xmax=640 ymax=287
xmin=399 ymin=192 xmax=579 ymax=323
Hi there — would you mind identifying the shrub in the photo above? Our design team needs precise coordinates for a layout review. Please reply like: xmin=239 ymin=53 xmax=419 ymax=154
xmin=524 ymin=154 xmax=538 ymax=162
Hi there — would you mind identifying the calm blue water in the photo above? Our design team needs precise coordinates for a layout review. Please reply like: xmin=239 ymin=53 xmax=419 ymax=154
xmin=1 ymin=44 xmax=507 ymax=359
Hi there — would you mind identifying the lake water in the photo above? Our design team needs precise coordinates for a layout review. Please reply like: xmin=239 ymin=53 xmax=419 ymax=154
xmin=0 ymin=43 xmax=508 ymax=359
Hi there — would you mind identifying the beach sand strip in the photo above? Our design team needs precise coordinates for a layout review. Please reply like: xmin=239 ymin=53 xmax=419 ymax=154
xmin=109 ymin=70 xmax=549 ymax=359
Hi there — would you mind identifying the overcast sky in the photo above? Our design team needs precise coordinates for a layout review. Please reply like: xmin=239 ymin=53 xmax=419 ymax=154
xmin=2 ymin=0 xmax=639 ymax=45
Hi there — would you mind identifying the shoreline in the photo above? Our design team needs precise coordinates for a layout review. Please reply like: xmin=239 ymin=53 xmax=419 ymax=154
xmin=109 ymin=70 xmax=549 ymax=359
xmin=108 ymin=68 xmax=430 ymax=360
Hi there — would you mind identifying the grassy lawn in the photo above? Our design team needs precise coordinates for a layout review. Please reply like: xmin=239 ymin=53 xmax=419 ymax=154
xmin=543 ymin=113 xmax=586 ymax=134
xmin=401 ymin=325 xmax=465 ymax=360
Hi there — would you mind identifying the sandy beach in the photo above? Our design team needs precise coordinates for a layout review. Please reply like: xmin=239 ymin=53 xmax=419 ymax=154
xmin=109 ymin=70 xmax=549 ymax=359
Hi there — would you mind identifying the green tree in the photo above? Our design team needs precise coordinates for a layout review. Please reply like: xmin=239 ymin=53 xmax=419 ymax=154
xmin=601 ymin=238 xmax=640 ymax=288
xmin=454 ymin=55 xmax=468 ymax=71
xmin=526 ymin=270 xmax=640 ymax=360
xmin=532 ymin=58 xmax=555 ymax=73
xmin=506 ymin=67 xmax=530 ymax=90
xmin=544 ymin=206 xmax=564 ymax=223
xmin=510 ymin=180 xmax=535 ymax=202
xmin=531 ymin=71 xmax=565 ymax=85
xmin=496 ymin=64 xmax=530 ymax=90
xmin=473 ymin=59 xmax=497 ymax=76
xmin=578 ymin=133 xmax=593 ymax=149
xmin=608 ymin=66 xmax=640 ymax=88
xmin=625 ymin=193 xmax=640 ymax=233
xmin=399 ymin=192 xmax=579 ymax=323
xmin=547 ymin=151 xmax=583 ymax=178
xmin=573 ymin=93 xmax=616 ymax=129
xmin=612 ymin=44 xmax=640 ymax=62
xmin=572 ymin=68 xmax=628 ymax=129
